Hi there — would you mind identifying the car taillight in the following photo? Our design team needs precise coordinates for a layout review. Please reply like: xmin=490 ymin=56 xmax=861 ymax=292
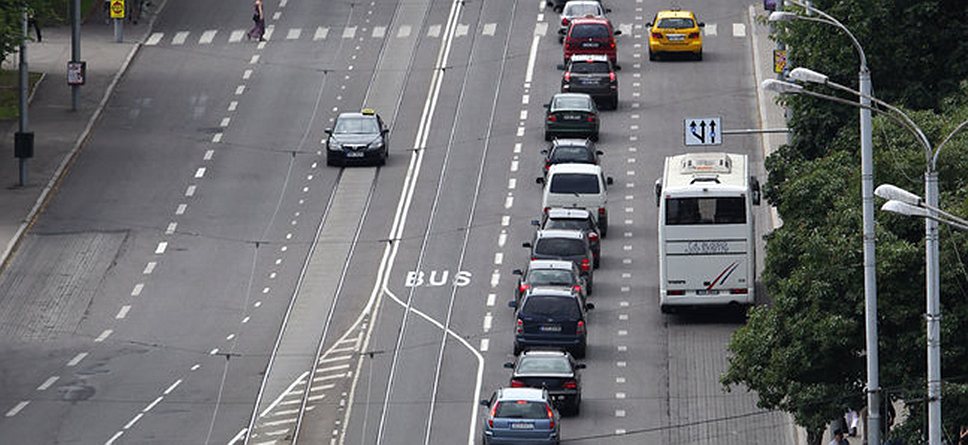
xmin=519 ymin=283 xmax=530 ymax=293
xmin=573 ymin=284 xmax=583 ymax=293
xmin=609 ymin=40 xmax=615 ymax=49
xmin=651 ymin=32 xmax=662 ymax=39
xmin=689 ymin=32 xmax=700 ymax=39
xmin=587 ymin=232 xmax=599 ymax=241
xmin=562 ymin=17 xmax=569 ymax=26
xmin=546 ymin=404 xmax=555 ymax=429
xmin=730 ymin=288 xmax=749 ymax=295
xmin=586 ymin=115 xmax=596 ymax=123
xmin=580 ymin=258 xmax=590 ymax=272
xmin=563 ymin=72 xmax=571 ymax=82
xmin=510 ymin=379 xmax=527 ymax=388
xmin=488 ymin=403 xmax=498 ymax=427
xmin=516 ymin=319 xmax=524 ymax=334
xmin=576 ymin=320 xmax=585 ymax=335
xmin=668 ymin=289 xmax=685 ymax=296
xmin=543 ymin=207 xmax=551 ymax=214
xmin=598 ymin=207 xmax=606 ymax=216
xmin=609 ymin=72 xmax=616 ymax=82
xmin=547 ymin=114 xmax=557 ymax=122
xmin=563 ymin=380 xmax=578 ymax=390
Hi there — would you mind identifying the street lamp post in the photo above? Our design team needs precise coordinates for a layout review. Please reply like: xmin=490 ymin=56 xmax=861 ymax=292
xmin=768 ymin=4 xmax=882 ymax=443
xmin=764 ymin=75 xmax=968 ymax=445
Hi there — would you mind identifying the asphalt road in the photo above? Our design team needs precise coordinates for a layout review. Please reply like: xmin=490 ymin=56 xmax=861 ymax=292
xmin=0 ymin=0 xmax=795 ymax=444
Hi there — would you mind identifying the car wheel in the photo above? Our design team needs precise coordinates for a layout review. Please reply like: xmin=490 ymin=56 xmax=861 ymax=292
xmin=648 ymin=49 xmax=656 ymax=61
xmin=660 ymin=304 xmax=673 ymax=314
xmin=513 ymin=343 xmax=523 ymax=356
xmin=585 ymin=278 xmax=593 ymax=295
xmin=544 ymin=131 xmax=553 ymax=141
xmin=571 ymin=398 xmax=581 ymax=416
xmin=695 ymin=50 xmax=703 ymax=61
xmin=558 ymin=35 xmax=564 ymax=44
xmin=609 ymin=96 xmax=618 ymax=110
xmin=326 ymin=156 xmax=341 ymax=167
xmin=573 ymin=343 xmax=586 ymax=359
xmin=593 ymin=255 xmax=600 ymax=269
xmin=590 ymin=132 xmax=598 ymax=142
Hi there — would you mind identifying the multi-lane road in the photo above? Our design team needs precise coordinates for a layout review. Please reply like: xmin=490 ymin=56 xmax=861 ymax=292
xmin=0 ymin=0 xmax=795 ymax=444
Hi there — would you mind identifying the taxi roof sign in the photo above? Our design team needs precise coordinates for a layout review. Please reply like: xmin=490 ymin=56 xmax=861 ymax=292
xmin=361 ymin=108 xmax=376 ymax=115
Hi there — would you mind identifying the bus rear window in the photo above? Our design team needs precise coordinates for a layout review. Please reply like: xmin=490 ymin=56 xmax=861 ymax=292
xmin=665 ymin=197 xmax=746 ymax=225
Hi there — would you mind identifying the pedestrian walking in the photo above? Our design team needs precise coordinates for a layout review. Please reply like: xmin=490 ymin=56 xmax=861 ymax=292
xmin=247 ymin=0 xmax=266 ymax=42
xmin=27 ymin=8 xmax=42 ymax=42
xmin=958 ymin=425 xmax=968 ymax=445
xmin=828 ymin=429 xmax=849 ymax=445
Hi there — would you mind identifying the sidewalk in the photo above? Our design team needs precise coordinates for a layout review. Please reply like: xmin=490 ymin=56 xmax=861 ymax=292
xmin=0 ymin=15 xmax=157 ymax=269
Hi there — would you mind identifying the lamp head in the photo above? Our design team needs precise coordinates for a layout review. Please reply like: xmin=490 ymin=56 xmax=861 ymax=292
xmin=761 ymin=79 xmax=804 ymax=94
xmin=875 ymin=184 xmax=923 ymax=206
xmin=768 ymin=11 xmax=798 ymax=22
xmin=881 ymin=200 xmax=929 ymax=218
xmin=788 ymin=67 xmax=829 ymax=84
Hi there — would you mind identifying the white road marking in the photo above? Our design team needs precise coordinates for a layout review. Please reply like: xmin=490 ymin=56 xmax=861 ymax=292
xmin=616 ymin=392 xmax=626 ymax=399
xmin=482 ymin=23 xmax=496 ymax=36
xmin=66 ymin=352 xmax=88 ymax=367
xmin=373 ymin=26 xmax=386 ymax=38
xmin=616 ymin=429 xmax=627 ymax=435
xmin=123 ymin=413 xmax=143 ymax=430
xmin=494 ymin=252 xmax=503 ymax=265
xmin=143 ymin=396 xmax=163 ymax=413
xmin=479 ymin=338 xmax=489 ymax=351
xmin=620 ymin=301 xmax=629 ymax=307
xmin=186 ymin=185 xmax=196 ymax=197
xmin=210 ymin=348 xmax=219 ymax=355
xmin=155 ymin=242 xmax=168 ymax=254
xmin=131 ymin=283 xmax=144 ymax=296
xmin=705 ymin=23 xmax=718 ymax=36
xmin=623 ymin=258 xmax=632 ymax=264
xmin=172 ymin=31 xmax=189 ymax=45
xmin=535 ymin=22 xmax=547 ymax=37
xmin=235 ymin=85 xmax=246 ymax=95
xmin=483 ymin=313 xmax=493 ymax=332
xmin=498 ymin=232 xmax=507 ymax=247
xmin=145 ymin=33 xmax=163 ymax=46
xmin=621 ymin=285 xmax=630 ymax=291
xmin=537 ymin=13 xmax=544 ymax=22
xmin=616 ymin=376 xmax=626 ymax=383
xmin=733 ymin=23 xmax=746 ymax=37
xmin=212 ymin=132 xmax=223 ymax=143
xmin=615 ymin=409 xmax=626 ymax=417
xmin=314 ymin=26 xmax=329 ymax=40
xmin=491 ymin=271 xmax=501 ymax=288
xmin=510 ymin=160 xmax=519 ymax=172
xmin=617 ymin=345 xmax=628 ymax=352
xmin=175 ymin=204 xmax=187 ymax=216
xmin=283 ymin=28 xmax=299 ymax=40
xmin=486 ymin=293 xmax=496 ymax=307
xmin=199 ymin=30 xmax=217 ymax=44
xmin=343 ymin=26 xmax=357 ymax=38
xmin=455 ymin=24 xmax=469 ymax=37
xmin=5 ymin=401 xmax=29 ymax=417
xmin=272 ymin=11 xmax=281 ymax=20
xmin=508 ymin=178 xmax=516 ymax=189
xmin=106 ymin=431 xmax=124 ymax=445
xmin=195 ymin=167 xmax=207 ymax=178
xmin=516 ymin=127 xmax=524 ymax=137
xmin=164 ymin=379 xmax=182 ymax=395
xmin=37 ymin=376 xmax=59 ymax=391
xmin=618 ymin=330 xmax=628 ymax=336
xmin=617 ymin=361 xmax=627 ymax=367
xmin=519 ymin=110 xmax=527 ymax=120
xmin=427 ymin=24 xmax=441 ymax=37
xmin=317 ymin=364 xmax=351 ymax=374
xmin=524 ymin=34 xmax=540 ymax=83
xmin=250 ymin=54 xmax=260 ymax=64
xmin=501 ymin=215 xmax=510 ymax=226
xmin=227 ymin=333 xmax=236 ymax=340
xmin=521 ymin=94 xmax=529 ymax=105
xmin=279 ymin=0 xmax=288 ymax=7
xmin=619 ymin=314 xmax=629 ymax=320
xmin=397 ymin=25 xmax=411 ymax=38
xmin=165 ymin=222 xmax=177 ymax=235
xmin=619 ymin=23 xmax=632 ymax=35
xmin=514 ymin=143 xmax=522 ymax=153
xmin=504 ymin=196 xmax=514 ymax=208
xmin=229 ymin=29 xmax=245 ymax=42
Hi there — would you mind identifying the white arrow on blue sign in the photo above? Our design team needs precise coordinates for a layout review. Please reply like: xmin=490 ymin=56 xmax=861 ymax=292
xmin=683 ymin=117 xmax=723 ymax=146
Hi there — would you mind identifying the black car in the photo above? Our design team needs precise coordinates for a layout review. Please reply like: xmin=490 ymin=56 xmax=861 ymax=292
xmin=325 ymin=108 xmax=389 ymax=166
xmin=523 ymin=229 xmax=595 ymax=292
xmin=509 ymin=287 xmax=593 ymax=358
xmin=513 ymin=259 xmax=588 ymax=306
xmin=541 ymin=138 xmax=602 ymax=175
xmin=504 ymin=350 xmax=586 ymax=415
xmin=533 ymin=208 xmax=601 ymax=267
xmin=544 ymin=93 xmax=599 ymax=141
xmin=560 ymin=54 xmax=618 ymax=110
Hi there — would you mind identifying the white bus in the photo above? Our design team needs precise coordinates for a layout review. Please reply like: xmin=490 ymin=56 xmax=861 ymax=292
xmin=654 ymin=152 xmax=761 ymax=313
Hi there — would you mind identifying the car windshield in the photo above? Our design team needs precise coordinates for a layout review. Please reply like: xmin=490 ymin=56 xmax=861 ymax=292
xmin=534 ymin=238 xmax=586 ymax=256
xmin=665 ymin=197 xmax=747 ymax=225
xmin=549 ymin=173 xmax=600 ymax=194
xmin=494 ymin=401 xmax=549 ymax=419
xmin=564 ymin=4 xmax=601 ymax=17
xmin=545 ymin=218 xmax=590 ymax=232
xmin=517 ymin=357 xmax=572 ymax=374
xmin=527 ymin=269 xmax=576 ymax=286
xmin=570 ymin=24 xmax=609 ymax=39
xmin=551 ymin=146 xmax=595 ymax=163
xmin=521 ymin=295 xmax=581 ymax=318
xmin=551 ymin=96 xmax=591 ymax=111
xmin=334 ymin=117 xmax=379 ymax=134
xmin=657 ymin=17 xmax=695 ymax=29
xmin=569 ymin=62 xmax=610 ymax=74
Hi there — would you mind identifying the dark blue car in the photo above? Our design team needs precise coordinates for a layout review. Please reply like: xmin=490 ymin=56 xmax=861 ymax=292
xmin=510 ymin=287 xmax=594 ymax=358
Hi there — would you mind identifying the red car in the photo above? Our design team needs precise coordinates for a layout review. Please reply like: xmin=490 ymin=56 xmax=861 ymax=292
xmin=562 ymin=16 xmax=622 ymax=65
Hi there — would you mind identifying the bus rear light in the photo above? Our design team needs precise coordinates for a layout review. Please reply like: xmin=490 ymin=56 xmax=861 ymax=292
xmin=729 ymin=288 xmax=749 ymax=295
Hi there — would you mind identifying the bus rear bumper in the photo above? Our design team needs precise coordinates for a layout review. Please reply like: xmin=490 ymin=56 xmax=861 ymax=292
xmin=659 ymin=292 xmax=754 ymax=313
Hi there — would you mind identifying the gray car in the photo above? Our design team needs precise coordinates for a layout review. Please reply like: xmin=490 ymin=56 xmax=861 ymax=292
xmin=522 ymin=229 xmax=594 ymax=292
xmin=481 ymin=387 xmax=560 ymax=445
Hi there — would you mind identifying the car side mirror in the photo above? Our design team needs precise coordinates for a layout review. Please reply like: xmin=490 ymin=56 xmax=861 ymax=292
xmin=544 ymin=103 xmax=551 ymax=109
xmin=522 ymin=242 xmax=532 ymax=248
xmin=536 ymin=177 xmax=545 ymax=184
xmin=699 ymin=22 xmax=706 ymax=27
xmin=503 ymin=362 xmax=515 ymax=369
xmin=605 ymin=8 xmax=611 ymax=13
xmin=585 ymin=303 xmax=595 ymax=310
xmin=512 ymin=269 xmax=523 ymax=276
xmin=558 ymin=28 xmax=566 ymax=35
xmin=324 ymin=128 xmax=333 ymax=134
xmin=556 ymin=64 xmax=566 ymax=70
xmin=645 ymin=22 xmax=653 ymax=27
xmin=654 ymin=179 xmax=662 ymax=206
xmin=606 ymin=177 xmax=614 ymax=185
xmin=613 ymin=29 xmax=622 ymax=36
xmin=575 ymin=363 xmax=586 ymax=369
xmin=596 ymin=150 xmax=604 ymax=155
xmin=530 ymin=219 xmax=540 ymax=227
xmin=382 ymin=128 xmax=389 ymax=134
xmin=540 ymin=149 xmax=548 ymax=154
xmin=480 ymin=399 xmax=491 ymax=407
xmin=614 ymin=64 xmax=621 ymax=71
xmin=508 ymin=300 xmax=518 ymax=309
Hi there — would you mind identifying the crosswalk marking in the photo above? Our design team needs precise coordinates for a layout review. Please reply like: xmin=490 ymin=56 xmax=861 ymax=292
xmin=172 ymin=31 xmax=189 ymax=45
xmin=342 ymin=26 xmax=356 ymax=38
xmin=286 ymin=28 xmax=301 ymax=40
xmin=199 ymin=30 xmax=217 ymax=44
xmin=455 ymin=23 xmax=469 ymax=37
xmin=373 ymin=26 xmax=386 ymax=38
xmin=732 ymin=23 xmax=746 ymax=37
xmin=397 ymin=25 xmax=411 ymax=38
xmin=146 ymin=32 xmax=163 ymax=46
xmin=229 ymin=29 xmax=245 ymax=42
xmin=314 ymin=26 xmax=328 ymax=40
xmin=427 ymin=24 xmax=441 ymax=37
xmin=704 ymin=24 xmax=717 ymax=36
xmin=482 ymin=22 xmax=496 ymax=36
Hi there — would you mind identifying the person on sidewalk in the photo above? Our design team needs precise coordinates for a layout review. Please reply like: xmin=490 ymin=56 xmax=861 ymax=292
xmin=27 ymin=8 xmax=42 ymax=42
xmin=247 ymin=0 xmax=266 ymax=42
xmin=958 ymin=425 xmax=967 ymax=445
xmin=828 ymin=429 xmax=849 ymax=445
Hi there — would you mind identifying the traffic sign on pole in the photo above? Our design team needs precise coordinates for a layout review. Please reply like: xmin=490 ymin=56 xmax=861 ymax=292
xmin=110 ymin=0 xmax=125 ymax=19
xmin=683 ymin=117 xmax=722 ymax=146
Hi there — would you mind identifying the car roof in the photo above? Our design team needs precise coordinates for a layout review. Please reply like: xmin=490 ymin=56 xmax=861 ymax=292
xmin=527 ymin=259 xmax=578 ymax=270
xmin=520 ymin=349 xmax=571 ymax=359
xmin=551 ymin=138 xmax=592 ymax=147
xmin=535 ymin=229 xmax=585 ymax=240
xmin=570 ymin=16 xmax=611 ymax=26
xmin=336 ymin=112 xmax=375 ymax=119
xmin=569 ymin=54 xmax=609 ymax=63
xmin=497 ymin=387 xmax=547 ymax=402
xmin=547 ymin=163 xmax=602 ymax=175
xmin=524 ymin=287 xmax=579 ymax=298
xmin=553 ymin=92 xmax=593 ymax=101
xmin=656 ymin=9 xmax=696 ymax=19
xmin=547 ymin=208 xmax=592 ymax=219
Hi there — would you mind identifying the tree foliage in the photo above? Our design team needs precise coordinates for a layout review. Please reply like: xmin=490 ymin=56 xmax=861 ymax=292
xmin=0 ymin=0 xmax=58 ymax=65
xmin=724 ymin=0 xmax=968 ymax=442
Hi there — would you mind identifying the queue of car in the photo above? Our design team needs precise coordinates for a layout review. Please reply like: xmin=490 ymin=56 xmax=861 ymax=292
xmin=482 ymin=3 xmax=707 ymax=444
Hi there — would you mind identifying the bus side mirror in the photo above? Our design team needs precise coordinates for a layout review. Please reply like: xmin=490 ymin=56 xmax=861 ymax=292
xmin=654 ymin=179 xmax=662 ymax=206
xmin=751 ymin=176 xmax=762 ymax=206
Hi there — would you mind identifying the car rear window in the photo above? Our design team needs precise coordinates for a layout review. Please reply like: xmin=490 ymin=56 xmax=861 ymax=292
xmin=545 ymin=218 xmax=591 ymax=232
xmin=521 ymin=295 xmax=581 ymax=319
xmin=657 ymin=18 xmax=695 ymax=29
xmin=551 ymin=146 xmax=595 ymax=163
xmin=570 ymin=23 xmax=610 ymax=39
xmin=528 ymin=269 xmax=576 ymax=286
xmin=494 ymin=401 xmax=549 ymax=419
xmin=517 ymin=357 xmax=572 ymax=374
xmin=564 ymin=3 xmax=601 ymax=17
xmin=569 ymin=62 xmax=610 ymax=74
xmin=552 ymin=96 xmax=591 ymax=111
xmin=549 ymin=173 xmax=600 ymax=194
xmin=534 ymin=238 xmax=586 ymax=256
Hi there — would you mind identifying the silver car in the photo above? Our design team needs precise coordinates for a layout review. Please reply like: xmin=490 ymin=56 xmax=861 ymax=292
xmin=480 ymin=387 xmax=560 ymax=445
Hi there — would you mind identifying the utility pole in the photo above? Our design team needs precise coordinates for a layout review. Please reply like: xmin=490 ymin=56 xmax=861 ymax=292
xmin=71 ymin=0 xmax=81 ymax=110
xmin=15 ymin=8 xmax=34 ymax=187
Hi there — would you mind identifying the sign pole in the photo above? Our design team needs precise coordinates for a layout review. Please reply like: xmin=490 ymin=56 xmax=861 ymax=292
xmin=71 ymin=0 xmax=81 ymax=110
xmin=110 ymin=0 xmax=125 ymax=42
xmin=16 ymin=9 xmax=34 ymax=186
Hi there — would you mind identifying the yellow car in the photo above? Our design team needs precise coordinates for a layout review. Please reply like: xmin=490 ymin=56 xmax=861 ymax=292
xmin=647 ymin=9 xmax=704 ymax=61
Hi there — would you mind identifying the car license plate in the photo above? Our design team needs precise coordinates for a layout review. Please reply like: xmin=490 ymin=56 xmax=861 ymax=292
xmin=511 ymin=422 xmax=535 ymax=430
xmin=696 ymin=289 xmax=720 ymax=295
xmin=579 ymin=78 xmax=598 ymax=85
xmin=346 ymin=151 xmax=364 ymax=158
xmin=668 ymin=34 xmax=685 ymax=41
xmin=540 ymin=325 xmax=562 ymax=332
xmin=563 ymin=114 xmax=581 ymax=120
xmin=581 ymin=42 xmax=599 ymax=48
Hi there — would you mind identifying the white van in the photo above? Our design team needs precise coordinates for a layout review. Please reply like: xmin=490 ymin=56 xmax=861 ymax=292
xmin=537 ymin=163 xmax=614 ymax=237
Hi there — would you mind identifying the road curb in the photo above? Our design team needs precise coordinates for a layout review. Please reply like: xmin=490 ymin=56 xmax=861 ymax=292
xmin=0 ymin=0 xmax=170 ymax=272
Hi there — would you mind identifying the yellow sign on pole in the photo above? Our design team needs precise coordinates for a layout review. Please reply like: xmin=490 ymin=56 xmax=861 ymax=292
xmin=773 ymin=49 xmax=787 ymax=74
xmin=110 ymin=0 xmax=125 ymax=19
